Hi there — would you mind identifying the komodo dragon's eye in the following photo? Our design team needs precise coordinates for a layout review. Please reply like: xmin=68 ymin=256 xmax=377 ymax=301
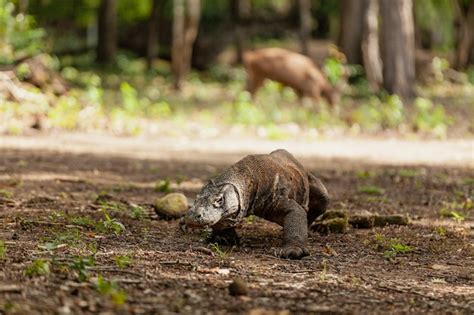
xmin=213 ymin=195 xmax=223 ymax=208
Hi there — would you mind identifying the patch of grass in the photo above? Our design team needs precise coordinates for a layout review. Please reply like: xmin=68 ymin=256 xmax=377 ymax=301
xmin=209 ymin=243 xmax=229 ymax=260
xmin=373 ymin=233 xmax=415 ymax=260
xmin=25 ymin=259 xmax=50 ymax=277
xmin=439 ymin=201 xmax=466 ymax=223
xmin=435 ymin=226 xmax=446 ymax=237
xmin=0 ymin=189 xmax=13 ymax=198
xmin=44 ymin=228 xmax=83 ymax=247
xmin=463 ymin=178 xmax=474 ymax=186
xmin=95 ymin=275 xmax=127 ymax=306
xmin=155 ymin=179 xmax=171 ymax=193
xmin=69 ymin=256 xmax=95 ymax=282
xmin=114 ymin=255 xmax=133 ymax=269
xmin=100 ymin=209 xmax=125 ymax=235
xmin=356 ymin=170 xmax=376 ymax=179
xmin=398 ymin=169 xmax=418 ymax=178
xmin=319 ymin=258 xmax=329 ymax=282
xmin=0 ymin=241 xmax=6 ymax=260
xmin=129 ymin=205 xmax=147 ymax=220
xmin=71 ymin=216 xmax=97 ymax=228
xmin=358 ymin=185 xmax=385 ymax=195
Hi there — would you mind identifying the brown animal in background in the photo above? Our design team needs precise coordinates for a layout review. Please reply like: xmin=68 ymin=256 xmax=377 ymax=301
xmin=243 ymin=48 xmax=339 ymax=105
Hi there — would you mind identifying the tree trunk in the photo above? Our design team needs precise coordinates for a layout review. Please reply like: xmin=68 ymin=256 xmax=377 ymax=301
xmin=380 ymin=0 xmax=416 ymax=99
xmin=338 ymin=0 xmax=364 ymax=64
xmin=97 ymin=0 xmax=117 ymax=63
xmin=147 ymin=0 xmax=161 ymax=70
xmin=18 ymin=0 xmax=29 ymax=13
xmin=454 ymin=0 xmax=474 ymax=70
xmin=183 ymin=0 xmax=201 ymax=75
xmin=298 ymin=0 xmax=312 ymax=56
xmin=361 ymin=0 xmax=382 ymax=91
xmin=231 ymin=0 xmax=250 ymax=63
xmin=172 ymin=0 xmax=185 ymax=90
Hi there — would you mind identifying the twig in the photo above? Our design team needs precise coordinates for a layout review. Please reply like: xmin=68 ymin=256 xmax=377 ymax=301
xmin=0 ymin=285 xmax=22 ymax=293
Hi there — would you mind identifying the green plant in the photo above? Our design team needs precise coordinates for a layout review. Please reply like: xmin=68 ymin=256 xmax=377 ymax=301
xmin=209 ymin=243 xmax=228 ymax=260
xmin=0 ymin=189 xmax=13 ymax=198
xmin=412 ymin=97 xmax=452 ymax=138
xmin=101 ymin=209 xmax=125 ymax=235
xmin=69 ymin=256 xmax=95 ymax=282
xmin=25 ymin=259 xmax=50 ymax=277
xmin=95 ymin=275 xmax=127 ymax=306
xmin=398 ymin=169 xmax=418 ymax=178
xmin=0 ymin=241 xmax=6 ymax=260
xmin=373 ymin=234 xmax=415 ymax=260
xmin=71 ymin=216 xmax=96 ymax=228
xmin=358 ymin=185 xmax=385 ymax=195
xmin=435 ymin=226 xmax=446 ymax=237
xmin=114 ymin=255 xmax=133 ymax=269
xmin=155 ymin=179 xmax=171 ymax=193
xmin=439 ymin=201 xmax=467 ymax=223
xmin=356 ymin=170 xmax=376 ymax=179
xmin=0 ymin=0 xmax=46 ymax=65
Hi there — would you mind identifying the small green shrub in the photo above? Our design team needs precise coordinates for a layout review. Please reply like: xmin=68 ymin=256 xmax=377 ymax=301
xmin=95 ymin=275 xmax=127 ymax=306
xmin=25 ymin=259 xmax=50 ymax=277
xmin=412 ymin=97 xmax=452 ymax=138
xmin=114 ymin=255 xmax=133 ymax=269
xmin=358 ymin=185 xmax=385 ymax=195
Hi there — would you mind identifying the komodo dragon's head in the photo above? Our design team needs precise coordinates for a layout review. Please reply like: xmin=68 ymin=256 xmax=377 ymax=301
xmin=184 ymin=182 xmax=240 ymax=227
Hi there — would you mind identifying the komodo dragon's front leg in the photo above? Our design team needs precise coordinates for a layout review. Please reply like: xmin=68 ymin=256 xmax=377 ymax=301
xmin=275 ymin=197 xmax=309 ymax=259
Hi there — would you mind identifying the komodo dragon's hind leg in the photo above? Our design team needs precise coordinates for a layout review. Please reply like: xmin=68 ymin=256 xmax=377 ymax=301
xmin=307 ymin=173 xmax=329 ymax=225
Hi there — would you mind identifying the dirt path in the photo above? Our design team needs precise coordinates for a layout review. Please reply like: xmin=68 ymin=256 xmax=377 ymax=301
xmin=0 ymin=134 xmax=473 ymax=314
xmin=0 ymin=133 xmax=473 ymax=167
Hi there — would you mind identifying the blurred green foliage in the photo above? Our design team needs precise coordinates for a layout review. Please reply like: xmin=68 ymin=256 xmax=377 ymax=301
xmin=0 ymin=0 xmax=46 ymax=64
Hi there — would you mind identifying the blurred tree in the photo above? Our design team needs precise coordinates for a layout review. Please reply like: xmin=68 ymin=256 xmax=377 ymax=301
xmin=147 ymin=0 xmax=161 ymax=69
xmin=454 ymin=0 xmax=474 ymax=69
xmin=361 ymin=0 xmax=382 ymax=91
xmin=97 ymin=0 xmax=117 ymax=63
xmin=338 ymin=0 xmax=364 ymax=64
xmin=380 ymin=0 xmax=416 ymax=99
xmin=172 ymin=0 xmax=185 ymax=89
xmin=298 ymin=0 xmax=312 ymax=56
xmin=17 ymin=0 xmax=28 ymax=13
xmin=183 ymin=0 xmax=201 ymax=75
xmin=172 ymin=0 xmax=201 ymax=89
xmin=231 ymin=0 xmax=250 ymax=63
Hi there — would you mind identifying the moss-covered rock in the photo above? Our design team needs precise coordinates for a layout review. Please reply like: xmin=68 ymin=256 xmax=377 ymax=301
xmin=349 ymin=210 xmax=375 ymax=229
xmin=155 ymin=193 xmax=189 ymax=219
xmin=374 ymin=214 xmax=410 ymax=227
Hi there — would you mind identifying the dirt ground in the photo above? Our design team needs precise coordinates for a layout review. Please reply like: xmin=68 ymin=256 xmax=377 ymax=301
xmin=0 ymin=138 xmax=473 ymax=314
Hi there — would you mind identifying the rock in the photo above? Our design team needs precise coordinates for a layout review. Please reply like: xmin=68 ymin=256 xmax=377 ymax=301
xmin=318 ymin=210 xmax=348 ymax=221
xmin=349 ymin=210 xmax=375 ymax=229
xmin=228 ymin=278 xmax=249 ymax=296
xmin=155 ymin=193 xmax=189 ymax=219
xmin=311 ymin=217 xmax=348 ymax=234
xmin=374 ymin=214 xmax=409 ymax=227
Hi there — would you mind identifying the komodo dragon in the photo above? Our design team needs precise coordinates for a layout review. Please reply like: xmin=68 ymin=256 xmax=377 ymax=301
xmin=184 ymin=149 xmax=329 ymax=259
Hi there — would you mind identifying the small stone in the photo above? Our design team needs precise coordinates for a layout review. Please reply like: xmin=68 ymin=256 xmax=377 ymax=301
xmin=155 ymin=193 xmax=189 ymax=219
xmin=374 ymin=214 xmax=409 ymax=227
xmin=228 ymin=278 xmax=249 ymax=296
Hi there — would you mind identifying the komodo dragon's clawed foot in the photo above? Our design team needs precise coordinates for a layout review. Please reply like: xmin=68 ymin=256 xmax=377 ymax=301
xmin=279 ymin=243 xmax=309 ymax=259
